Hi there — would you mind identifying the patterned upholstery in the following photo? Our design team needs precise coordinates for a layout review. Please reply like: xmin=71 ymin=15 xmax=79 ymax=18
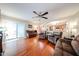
xmin=39 ymin=32 xmax=46 ymax=39
xmin=54 ymin=39 xmax=77 ymax=56
xmin=71 ymin=40 xmax=79 ymax=55
xmin=71 ymin=35 xmax=79 ymax=55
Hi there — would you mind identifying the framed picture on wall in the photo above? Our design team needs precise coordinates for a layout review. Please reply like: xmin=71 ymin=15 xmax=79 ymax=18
xmin=28 ymin=24 xmax=32 ymax=28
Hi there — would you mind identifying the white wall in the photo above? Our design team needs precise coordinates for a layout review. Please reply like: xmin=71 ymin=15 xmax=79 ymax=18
xmin=39 ymin=12 xmax=79 ymax=37
xmin=0 ymin=9 xmax=1 ymax=27
xmin=62 ymin=12 xmax=79 ymax=37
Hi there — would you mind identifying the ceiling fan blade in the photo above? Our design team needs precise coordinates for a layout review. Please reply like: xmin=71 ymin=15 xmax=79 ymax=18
xmin=33 ymin=11 xmax=39 ymax=15
xmin=32 ymin=16 xmax=39 ymax=18
xmin=41 ymin=12 xmax=48 ymax=16
xmin=42 ymin=17 xmax=48 ymax=19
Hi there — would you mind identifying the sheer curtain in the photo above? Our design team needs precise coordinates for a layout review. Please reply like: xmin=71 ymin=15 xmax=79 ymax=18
xmin=2 ymin=20 xmax=17 ymax=40
xmin=2 ymin=19 xmax=26 ymax=40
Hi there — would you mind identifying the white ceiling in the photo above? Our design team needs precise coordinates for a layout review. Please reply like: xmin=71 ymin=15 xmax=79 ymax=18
xmin=0 ymin=3 xmax=79 ymax=24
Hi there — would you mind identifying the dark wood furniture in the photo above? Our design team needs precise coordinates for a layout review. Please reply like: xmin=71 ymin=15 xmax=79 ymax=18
xmin=0 ymin=31 xmax=3 ymax=56
xmin=26 ymin=30 xmax=37 ymax=38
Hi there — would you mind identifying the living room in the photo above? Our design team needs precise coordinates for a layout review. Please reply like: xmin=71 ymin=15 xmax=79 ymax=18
xmin=0 ymin=3 xmax=79 ymax=56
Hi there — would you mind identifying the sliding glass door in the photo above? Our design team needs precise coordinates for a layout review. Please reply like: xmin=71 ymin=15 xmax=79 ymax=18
xmin=17 ymin=23 xmax=25 ymax=38
xmin=2 ymin=19 xmax=26 ymax=40
xmin=4 ymin=20 xmax=17 ymax=40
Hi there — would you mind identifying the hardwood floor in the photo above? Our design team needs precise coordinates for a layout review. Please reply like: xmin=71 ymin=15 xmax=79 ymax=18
xmin=3 ymin=36 xmax=55 ymax=56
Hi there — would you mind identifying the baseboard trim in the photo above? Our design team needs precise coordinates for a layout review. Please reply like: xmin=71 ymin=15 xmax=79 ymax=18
xmin=3 ymin=37 xmax=26 ymax=44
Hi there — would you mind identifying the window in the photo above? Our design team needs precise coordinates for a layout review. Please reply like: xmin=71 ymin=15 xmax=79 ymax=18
xmin=17 ymin=23 xmax=25 ymax=38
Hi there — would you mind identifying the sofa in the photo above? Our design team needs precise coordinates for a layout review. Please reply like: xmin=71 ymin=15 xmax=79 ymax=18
xmin=71 ymin=35 xmax=79 ymax=56
xmin=48 ymin=32 xmax=63 ymax=44
xmin=54 ymin=37 xmax=77 ymax=56
xmin=39 ymin=32 xmax=46 ymax=39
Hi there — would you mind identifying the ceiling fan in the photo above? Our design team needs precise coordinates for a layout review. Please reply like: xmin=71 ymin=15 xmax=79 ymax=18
xmin=33 ymin=11 xmax=48 ymax=19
